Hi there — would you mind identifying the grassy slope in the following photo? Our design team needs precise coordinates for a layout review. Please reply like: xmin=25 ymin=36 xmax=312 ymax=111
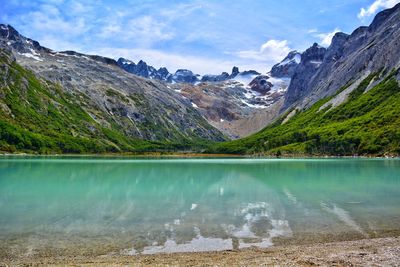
xmin=0 ymin=50 xmax=213 ymax=154
xmin=208 ymin=71 xmax=400 ymax=156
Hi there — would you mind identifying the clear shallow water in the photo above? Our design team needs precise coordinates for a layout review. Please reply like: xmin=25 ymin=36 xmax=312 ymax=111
xmin=0 ymin=157 xmax=399 ymax=255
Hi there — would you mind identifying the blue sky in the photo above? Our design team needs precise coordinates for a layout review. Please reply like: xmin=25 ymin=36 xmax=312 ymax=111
xmin=1 ymin=0 xmax=399 ymax=74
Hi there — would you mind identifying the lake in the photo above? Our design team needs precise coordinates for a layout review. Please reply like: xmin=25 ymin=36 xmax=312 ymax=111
xmin=0 ymin=157 xmax=399 ymax=257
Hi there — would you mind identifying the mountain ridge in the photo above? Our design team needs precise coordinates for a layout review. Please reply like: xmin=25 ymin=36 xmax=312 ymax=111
xmin=0 ymin=24 xmax=228 ymax=151
xmin=0 ymin=3 xmax=399 ymax=155
xmin=208 ymin=3 xmax=400 ymax=156
xmin=282 ymin=2 xmax=400 ymax=110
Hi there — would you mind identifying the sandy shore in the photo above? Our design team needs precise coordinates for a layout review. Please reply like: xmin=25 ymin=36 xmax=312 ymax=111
xmin=1 ymin=236 xmax=399 ymax=266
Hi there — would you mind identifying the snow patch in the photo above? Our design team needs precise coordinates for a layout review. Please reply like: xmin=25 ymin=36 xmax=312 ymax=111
xmin=191 ymin=102 xmax=199 ymax=108
xmin=29 ymin=48 xmax=40 ymax=56
xmin=294 ymin=53 xmax=301 ymax=63
xmin=233 ymin=73 xmax=258 ymax=87
xmin=276 ymin=54 xmax=301 ymax=67
xmin=268 ymin=77 xmax=291 ymax=92
xmin=58 ymin=52 xmax=89 ymax=60
xmin=310 ymin=60 xmax=322 ymax=66
xmin=18 ymin=52 xmax=43 ymax=62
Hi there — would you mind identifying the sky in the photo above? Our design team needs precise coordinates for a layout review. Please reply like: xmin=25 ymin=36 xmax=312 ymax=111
xmin=1 ymin=0 xmax=399 ymax=74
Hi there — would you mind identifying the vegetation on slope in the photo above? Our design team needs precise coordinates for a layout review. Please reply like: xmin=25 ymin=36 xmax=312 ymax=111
xmin=1 ymin=44 xmax=399 ymax=156
xmin=0 ymin=49 xmax=214 ymax=154
xmin=208 ymin=70 xmax=400 ymax=156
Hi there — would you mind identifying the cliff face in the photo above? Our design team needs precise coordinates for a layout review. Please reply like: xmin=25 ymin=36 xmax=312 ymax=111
xmin=283 ymin=3 xmax=400 ymax=110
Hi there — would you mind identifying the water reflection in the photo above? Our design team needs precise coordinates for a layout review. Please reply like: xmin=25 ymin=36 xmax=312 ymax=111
xmin=0 ymin=158 xmax=399 ymax=254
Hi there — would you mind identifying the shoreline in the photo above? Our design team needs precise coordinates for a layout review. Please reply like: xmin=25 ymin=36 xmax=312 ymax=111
xmin=0 ymin=152 xmax=399 ymax=159
xmin=2 ymin=236 xmax=399 ymax=266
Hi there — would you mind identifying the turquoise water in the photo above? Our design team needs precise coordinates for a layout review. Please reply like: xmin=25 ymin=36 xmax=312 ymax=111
xmin=0 ymin=157 xmax=399 ymax=256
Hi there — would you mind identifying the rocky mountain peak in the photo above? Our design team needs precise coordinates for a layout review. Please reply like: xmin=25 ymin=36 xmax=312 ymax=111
xmin=135 ymin=60 xmax=150 ymax=78
xmin=330 ymin=32 xmax=349 ymax=47
xmin=117 ymin=57 xmax=133 ymax=65
xmin=241 ymin=70 xmax=261 ymax=76
xmin=0 ymin=24 xmax=19 ymax=41
xmin=0 ymin=24 xmax=46 ymax=53
xmin=230 ymin=66 xmax=239 ymax=78
xmin=158 ymin=67 xmax=169 ymax=74
xmin=301 ymin=43 xmax=326 ymax=64
xmin=270 ymin=50 xmax=301 ymax=78
xmin=201 ymin=72 xmax=230 ymax=82
xmin=369 ymin=2 xmax=400 ymax=31
xmin=350 ymin=26 xmax=369 ymax=38
xmin=283 ymin=2 xmax=400 ymax=111
xmin=324 ymin=32 xmax=349 ymax=63
xmin=170 ymin=69 xmax=199 ymax=83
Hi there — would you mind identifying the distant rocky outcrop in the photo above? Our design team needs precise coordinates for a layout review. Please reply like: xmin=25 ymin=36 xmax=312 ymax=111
xmin=270 ymin=50 xmax=301 ymax=78
xmin=117 ymin=56 xmax=264 ymax=85
xmin=201 ymin=72 xmax=230 ymax=82
xmin=249 ymin=75 xmax=273 ymax=95
xmin=230 ymin=66 xmax=240 ymax=78
xmin=201 ymin=66 xmax=242 ymax=82
xmin=169 ymin=69 xmax=199 ymax=83
xmin=241 ymin=70 xmax=261 ymax=76
xmin=117 ymin=58 xmax=171 ymax=81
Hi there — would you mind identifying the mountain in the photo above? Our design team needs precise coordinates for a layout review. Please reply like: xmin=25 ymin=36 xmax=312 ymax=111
xmin=209 ymin=4 xmax=400 ymax=156
xmin=0 ymin=23 xmax=297 ymax=149
xmin=169 ymin=69 xmax=200 ymax=83
xmin=283 ymin=3 xmax=400 ymax=111
xmin=170 ymin=62 xmax=293 ymax=139
xmin=0 ymin=24 xmax=226 ymax=153
xmin=118 ymin=57 xmax=201 ymax=84
xmin=209 ymin=72 xmax=400 ymax=156
xmin=118 ymin=53 xmax=293 ymax=139
xmin=2 ymin=4 xmax=399 ymax=155
xmin=117 ymin=58 xmax=172 ymax=81
xmin=117 ymin=56 xmax=264 ymax=85
xmin=117 ymin=58 xmax=202 ymax=83
xmin=270 ymin=50 xmax=301 ymax=78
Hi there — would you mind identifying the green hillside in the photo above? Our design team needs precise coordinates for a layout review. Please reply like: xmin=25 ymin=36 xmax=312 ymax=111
xmin=208 ymin=70 xmax=400 ymax=156
xmin=0 ymin=49 xmax=209 ymax=154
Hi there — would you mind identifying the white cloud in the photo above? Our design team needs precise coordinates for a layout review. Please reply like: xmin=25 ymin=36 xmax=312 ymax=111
xmin=69 ymin=0 xmax=87 ymax=13
xmin=358 ymin=0 xmax=400 ymax=19
xmin=316 ymin=28 xmax=341 ymax=47
xmin=39 ymin=36 xmax=83 ymax=52
xmin=235 ymin=39 xmax=291 ymax=68
xmin=98 ymin=15 xmax=174 ymax=46
xmin=24 ymin=4 xmax=88 ymax=36
xmin=307 ymin=28 xmax=318 ymax=34
xmin=159 ymin=3 xmax=203 ymax=20
xmin=128 ymin=16 xmax=174 ymax=42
